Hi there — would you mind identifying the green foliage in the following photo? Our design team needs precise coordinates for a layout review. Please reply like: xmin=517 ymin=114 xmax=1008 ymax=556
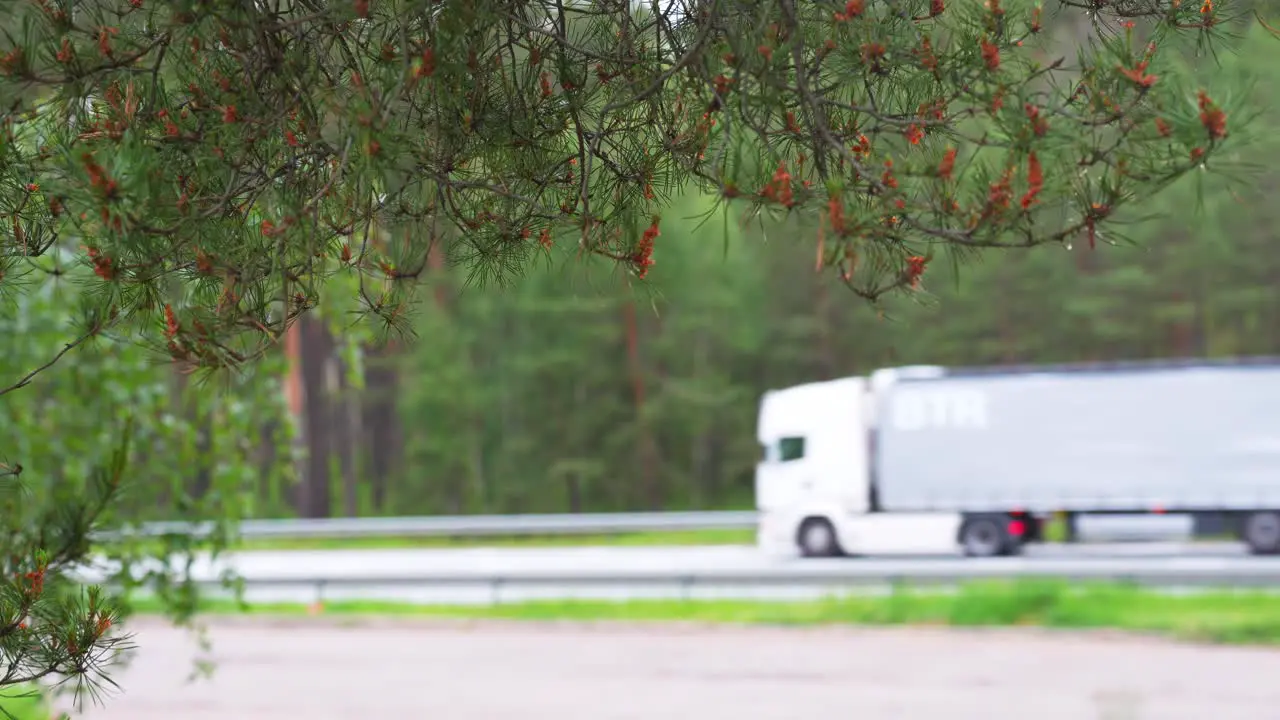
xmin=1 ymin=252 xmax=296 ymax=517
xmin=0 ymin=252 xmax=296 ymax=704
xmin=65 ymin=18 xmax=1270 ymax=521
xmin=0 ymin=684 xmax=48 ymax=720
xmin=0 ymin=0 xmax=1264 ymax=386
xmin=0 ymin=0 xmax=1273 ymax=708
xmin=0 ymin=423 xmax=132 ymax=711
xmin=393 ymin=191 xmax=767 ymax=511
xmin=375 ymin=21 xmax=1280 ymax=514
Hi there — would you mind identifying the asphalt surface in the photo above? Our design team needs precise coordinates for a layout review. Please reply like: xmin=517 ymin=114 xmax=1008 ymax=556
xmin=54 ymin=616 xmax=1280 ymax=720
xmin=118 ymin=540 xmax=1274 ymax=605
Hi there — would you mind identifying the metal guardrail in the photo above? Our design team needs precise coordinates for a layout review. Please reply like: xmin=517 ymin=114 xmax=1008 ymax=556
xmin=178 ymin=558 xmax=1280 ymax=605
xmin=99 ymin=510 xmax=759 ymax=542
xmin=98 ymin=511 xmax=1206 ymax=544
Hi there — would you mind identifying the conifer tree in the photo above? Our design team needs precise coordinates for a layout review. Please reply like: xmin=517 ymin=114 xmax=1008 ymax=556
xmin=0 ymin=0 xmax=1259 ymax=707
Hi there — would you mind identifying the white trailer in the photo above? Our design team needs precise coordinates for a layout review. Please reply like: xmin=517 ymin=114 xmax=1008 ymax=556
xmin=754 ymin=359 xmax=1280 ymax=557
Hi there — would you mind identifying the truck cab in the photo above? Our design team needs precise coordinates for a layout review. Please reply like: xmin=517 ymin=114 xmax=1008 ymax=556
xmin=754 ymin=368 xmax=964 ymax=558
xmin=754 ymin=377 xmax=871 ymax=557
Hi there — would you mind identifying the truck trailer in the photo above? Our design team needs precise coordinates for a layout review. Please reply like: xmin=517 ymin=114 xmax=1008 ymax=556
xmin=754 ymin=358 xmax=1280 ymax=558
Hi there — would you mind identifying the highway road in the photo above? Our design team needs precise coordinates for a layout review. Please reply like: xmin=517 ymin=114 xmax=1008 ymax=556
xmin=95 ymin=540 xmax=1279 ymax=605
xmin=56 ymin=615 xmax=1280 ymax=720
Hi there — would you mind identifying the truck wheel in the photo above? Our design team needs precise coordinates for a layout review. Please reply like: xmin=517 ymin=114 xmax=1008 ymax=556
xmin=1241 ymin=511 xmax=1280 ymax=555
xmin=797 ymin=517 xmax=842 ymax=558
xmin=960 ymin=516 xmax=1010 ymax=558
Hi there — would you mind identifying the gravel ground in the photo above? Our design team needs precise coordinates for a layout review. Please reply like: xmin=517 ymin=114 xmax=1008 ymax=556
xmin=50 ymin=617 xmax=1280 ymax=720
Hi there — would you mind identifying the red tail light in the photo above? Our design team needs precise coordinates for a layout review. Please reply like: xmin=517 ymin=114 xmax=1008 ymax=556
xmin=1008 ymin=519 xmax=1026 ymax=536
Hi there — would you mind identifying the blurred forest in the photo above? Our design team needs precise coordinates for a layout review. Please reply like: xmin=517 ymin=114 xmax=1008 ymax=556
xmin=2 ymin=21 xmax=1278 ymax=524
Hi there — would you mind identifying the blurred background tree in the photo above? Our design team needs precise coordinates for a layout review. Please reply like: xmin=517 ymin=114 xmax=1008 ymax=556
xmin=0 ymin=0 xmax=1273 ymax=712
xmin=0 ymin=0 xmax=1260 ymax=376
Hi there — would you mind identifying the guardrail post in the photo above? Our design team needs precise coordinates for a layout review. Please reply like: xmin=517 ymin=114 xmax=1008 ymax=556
xmin=307 ymin=580 xmax=328 ymax=615
xmin=491 ymin=577 xmax=504 ymax=606
xmin=679 ymin=575 xmax=693 ymax=602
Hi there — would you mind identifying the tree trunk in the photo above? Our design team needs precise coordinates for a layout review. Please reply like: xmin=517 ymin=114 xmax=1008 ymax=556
xmin=336 ymin=356 xmax=361 ymax=517
xmin=814 ymin=278 xmax=837 ymax=378
xmin=190 ymin=413 xmax=214 ymax=500
xmin=1193 ymin=280 xmax=1210 ymax=357
xmin=622 ymin=299 xmax=661 ymax=509
xmin=998 ymin=259 xmax=1018 ymax=363
xmin=156 ymin=365 xmax=188 ymax=512
xmin=284 ymin=320 xmax=309 ymax=515
xmin=298 ymin=313 xmax=334 ymax=518
xmin=567 ymin=377 xmax=588 ymax=513
xmin=360 ymin=342 xmax=400 ymax=513
xmin=1170 ymin=291 xmax=1194 ymax=358
xmin=256 ymin=419 xmax=281 ymax=514
xmin=691 ymin=330 xmax=713 ymax=505
xmin=465 ymin=416 xmax=484 ymax=513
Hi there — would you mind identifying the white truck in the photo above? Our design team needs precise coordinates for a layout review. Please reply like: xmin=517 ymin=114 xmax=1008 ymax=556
xmin=754 ymin=359 xmax=1280 ymax=558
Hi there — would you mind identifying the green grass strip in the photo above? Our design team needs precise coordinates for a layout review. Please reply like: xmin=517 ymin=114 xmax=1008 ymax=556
xmin=0 ymin=684 xmax=49 ymax=720
xmin=126 ymin=580 xmax=1280 ymax=646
